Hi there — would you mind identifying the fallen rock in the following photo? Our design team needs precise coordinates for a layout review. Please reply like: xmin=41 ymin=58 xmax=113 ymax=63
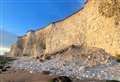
xmin=41 ymin=71 xmax=51 ymax=75
xmin=51 ymin=76 xmax=72 ymax=82
xmin=54 ymin=46 xmax=116 ymax=67
xmin=11 ymin=47 xmax=120 ymax=81
xmin=1 ymin=68 xmax=7 ymax=72
xmin=0 ymin=65 xmax=3 ymax=69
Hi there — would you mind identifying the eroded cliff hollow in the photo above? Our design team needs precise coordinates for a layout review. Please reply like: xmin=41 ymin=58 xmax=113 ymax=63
xmin=10 ymin=0 xmax=120 ymax=58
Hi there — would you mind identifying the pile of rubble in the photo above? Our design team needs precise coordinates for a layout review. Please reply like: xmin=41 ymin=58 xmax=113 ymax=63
xmin=12 ymin=47 xmax=120 ymax=81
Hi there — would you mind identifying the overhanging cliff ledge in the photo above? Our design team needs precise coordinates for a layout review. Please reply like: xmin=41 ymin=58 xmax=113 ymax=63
xmin=10 ymin=0 xmax=120 ymax=58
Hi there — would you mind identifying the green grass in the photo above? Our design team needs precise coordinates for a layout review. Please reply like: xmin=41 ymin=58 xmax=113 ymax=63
xmin=50 ymin=80 xmax=54 ymax=82
xmin=0 ymin=56 xmax=15 ymax=69
xmin=106 ymin=80 xmax=120 ymax=82
xmin=0 ymin=60 xmax=7 ymax=65
xmin=0 ymin=58 xmax=8 ymax=69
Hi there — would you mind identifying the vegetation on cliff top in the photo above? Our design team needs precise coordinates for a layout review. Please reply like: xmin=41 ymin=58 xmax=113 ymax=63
xmin=99 ymin=0 xmax=120 ymax=25
xmin=116 ymin=54 xmax=120 ymax=63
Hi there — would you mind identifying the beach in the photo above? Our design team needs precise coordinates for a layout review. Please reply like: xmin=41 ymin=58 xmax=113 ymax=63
xmin=0 ymin=69 xmax=54 ymax=82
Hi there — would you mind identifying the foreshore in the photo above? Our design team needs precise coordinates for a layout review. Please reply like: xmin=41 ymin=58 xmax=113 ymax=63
xmin=0 ymin=69 xmax=54 ymax=82
xmin=0 ymin=55 xmax=120 ymax=82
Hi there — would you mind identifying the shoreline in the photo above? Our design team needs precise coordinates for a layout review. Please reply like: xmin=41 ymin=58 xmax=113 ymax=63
xmin=0 ymin=56 xmax=120 ymax=82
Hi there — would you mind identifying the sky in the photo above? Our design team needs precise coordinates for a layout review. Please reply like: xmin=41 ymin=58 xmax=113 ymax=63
xmin=0 ymin=0 xmax=86 ymax=54
xmin=0 ymin=0 xmax=86 ymax=36
xmin=0 ymin=30 xmax=17 ymax=55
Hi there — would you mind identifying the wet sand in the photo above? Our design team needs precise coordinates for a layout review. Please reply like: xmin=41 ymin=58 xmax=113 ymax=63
xmin=0 ymin=69 xmax=55 ymax=82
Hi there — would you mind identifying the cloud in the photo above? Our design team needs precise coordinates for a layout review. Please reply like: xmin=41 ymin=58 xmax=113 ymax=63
xmin=0 ymin=47 xmax=10 ymax=55
xmin=0 ymin=30 xmax=17 ymax=55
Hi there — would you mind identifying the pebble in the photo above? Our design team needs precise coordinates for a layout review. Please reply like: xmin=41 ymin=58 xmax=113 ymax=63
xmin=11 ymin=56 xmax=120 ymax=81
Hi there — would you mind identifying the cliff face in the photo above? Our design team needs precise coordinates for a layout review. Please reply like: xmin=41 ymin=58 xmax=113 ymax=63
xmin=10 ymin=0 xmax=120 ymax=58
